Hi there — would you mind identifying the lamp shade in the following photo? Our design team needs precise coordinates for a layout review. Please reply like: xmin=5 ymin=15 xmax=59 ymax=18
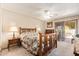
xmin=10 ymin=26 xmax=18 ymax=32
xmin=37 ymin=27 xmax=41 ymax=32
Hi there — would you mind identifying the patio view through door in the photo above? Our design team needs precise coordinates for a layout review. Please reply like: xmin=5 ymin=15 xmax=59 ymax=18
xmin=55 ymin=20 xmax=76 ymax=41
xmin=64 ymin=20 xmax=76 ymax=39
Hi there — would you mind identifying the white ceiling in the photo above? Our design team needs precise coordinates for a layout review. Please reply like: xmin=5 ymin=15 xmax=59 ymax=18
xmin=1 ymin=3 xmax=79 ymax=21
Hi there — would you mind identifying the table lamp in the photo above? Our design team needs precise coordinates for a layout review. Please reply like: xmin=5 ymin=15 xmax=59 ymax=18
xmin=10 ymin=26 xmax=18 ymax=39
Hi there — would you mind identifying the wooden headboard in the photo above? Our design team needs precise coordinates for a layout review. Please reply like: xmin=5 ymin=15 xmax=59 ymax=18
xmin=19 ymin=27 xmax=36 ymax=34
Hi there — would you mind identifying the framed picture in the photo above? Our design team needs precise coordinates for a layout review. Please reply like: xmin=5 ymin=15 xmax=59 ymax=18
xmin=47 ymin=22 xmax=53 ymax=28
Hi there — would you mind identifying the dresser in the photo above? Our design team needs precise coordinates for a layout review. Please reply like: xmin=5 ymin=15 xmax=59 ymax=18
xmin=8 ymin=38 xmax=21 ymax=50
xmin=45 ymin=29 xmax=54 ymax=34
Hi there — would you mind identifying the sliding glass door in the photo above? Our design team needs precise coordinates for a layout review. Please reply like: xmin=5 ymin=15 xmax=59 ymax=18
xmin=55 ymin=20 xmax=77 ymax=41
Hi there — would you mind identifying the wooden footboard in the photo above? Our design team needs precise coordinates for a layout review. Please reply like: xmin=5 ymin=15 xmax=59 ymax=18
xmin=37 ymin=33 xmax=57 ymax=56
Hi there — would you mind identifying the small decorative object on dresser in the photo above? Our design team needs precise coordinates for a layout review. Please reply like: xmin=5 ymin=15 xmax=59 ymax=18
xmin=8 ymin=38 xmax=21 ymax=50
xmin=46 ymin=22 xmax=54 ymax=34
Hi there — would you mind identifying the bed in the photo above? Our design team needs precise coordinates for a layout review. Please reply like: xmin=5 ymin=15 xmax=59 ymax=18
xmin=19 ymin=27 xmax=57 ymax=56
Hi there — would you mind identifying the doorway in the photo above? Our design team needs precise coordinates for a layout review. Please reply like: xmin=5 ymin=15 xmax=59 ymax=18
xmin=55 ymin=22 xmax=65 ymax=41
xmin=55 ymin=20 xmax=76 ymax=41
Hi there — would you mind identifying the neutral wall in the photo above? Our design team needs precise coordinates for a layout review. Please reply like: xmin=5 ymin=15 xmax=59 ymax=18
xmin=0 ymin=4 xmax=2 ymax=49
xmin=1 ymin=8 xmax=45 ymax=49
xmin=78 ymin=20 xmax=79 ymax=34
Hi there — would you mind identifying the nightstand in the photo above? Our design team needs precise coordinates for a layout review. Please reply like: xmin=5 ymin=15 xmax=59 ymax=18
xmin=8 ymin=38 xmax=21 ymax=50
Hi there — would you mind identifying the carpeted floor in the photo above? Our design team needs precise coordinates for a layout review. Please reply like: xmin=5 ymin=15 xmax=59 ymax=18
xmin=0 ymin=41 xmax=75 ymax=56
xmin=1 ymin=47 xmax=33 ymax=56
xmin=48 ymin=41 xmax=74 ymax=56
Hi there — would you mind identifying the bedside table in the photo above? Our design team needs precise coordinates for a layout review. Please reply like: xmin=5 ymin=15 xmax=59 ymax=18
xmin=8 ymin=38 xmax=21 ymax=50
